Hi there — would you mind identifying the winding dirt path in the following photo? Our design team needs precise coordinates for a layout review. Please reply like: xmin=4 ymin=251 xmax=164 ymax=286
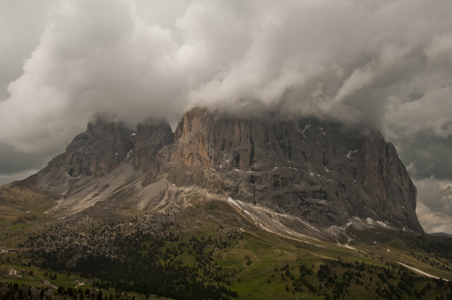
xmin=397 ymin=262 xmax=449 ymax=281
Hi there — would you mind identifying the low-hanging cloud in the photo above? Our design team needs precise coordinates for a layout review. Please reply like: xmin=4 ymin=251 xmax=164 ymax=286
xmin=2 ymin=0 xmax=452 ymax=151
xmin=2 ymin=0 xmax=452 ymax=232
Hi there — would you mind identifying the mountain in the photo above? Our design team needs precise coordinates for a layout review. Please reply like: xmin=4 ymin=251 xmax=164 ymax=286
xmin=1 ymin=107 xmax=422 ymax=240
xmin=4 ymin=108 xmax=451 ymax=300
xmin=144 ymin=108 xmax=422 ymax=233
xmin=431 ymin=232 xmax=452 ymax=238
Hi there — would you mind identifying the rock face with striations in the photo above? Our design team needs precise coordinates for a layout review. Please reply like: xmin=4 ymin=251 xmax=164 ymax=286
xmin=144 ymin=108 xmax=422 ymax=232
xmin=132 ymin=120 xmax=174 ymax=172
xmin=26 ymin=107 xmax=422 ymax=233
xmin=37 ymin=117 xmax=173 ymax=196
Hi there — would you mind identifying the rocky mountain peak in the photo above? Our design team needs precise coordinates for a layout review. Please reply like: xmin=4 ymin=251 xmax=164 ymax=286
xmin=36 ymin=116 xmax=172 ymax=196
xmin=18 ymin=107 xmax=422 ymax=235
xmin=144 ymin=108 xmax=423 ymax=232
xmin=132 ymin=120 xmax=174 ymax=171
xmin=174 ymin=107 xmax=212 ymax=140
xmin=86 ymin=116 xmax=117 ymax=135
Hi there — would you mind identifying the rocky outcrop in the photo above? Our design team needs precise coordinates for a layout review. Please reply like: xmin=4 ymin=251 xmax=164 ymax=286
xmin=144 ymin=108 xmax=422 ymax=232
xmin=37 ymin=117 xmax=173 ymax=196
xmin=132 ymin=120 xmax=174 ymax=172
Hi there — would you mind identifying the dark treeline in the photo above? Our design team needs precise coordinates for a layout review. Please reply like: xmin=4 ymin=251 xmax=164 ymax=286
xmin=406 ymin=234 xmax=452 ymax=261
xmin=273 ymin=259 xmax=452 ymax=300
xmin=23 ymin=217 xmax=241 ymax=300
xmin=0 ymin=282 xmax=103 ymax=300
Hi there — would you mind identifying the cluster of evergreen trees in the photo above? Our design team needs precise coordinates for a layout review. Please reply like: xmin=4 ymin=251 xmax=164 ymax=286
xmin=272 ymin=259 xmax=452 ymax=300
xmin=24 ymin=219 xmax=241 ymax=300
xmin=406 ymin=234 xmax=452 ymax=261
xmin=0 ymin=282 xmax=108 ymax=300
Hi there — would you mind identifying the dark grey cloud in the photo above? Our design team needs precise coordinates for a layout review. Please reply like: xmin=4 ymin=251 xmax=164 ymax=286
xmin=0 ymin=143 xmax=64 ymax=186
xmin=0 ymin=144 xmax=54 ymax=175
xmin=398 ymin=135 xmax=452 ymax=181
xmin=1 ymin=0 xmax=452 ymax=233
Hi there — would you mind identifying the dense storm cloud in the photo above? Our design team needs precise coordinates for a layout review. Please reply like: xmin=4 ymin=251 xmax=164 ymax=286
xmin=1 ymin=0 xmax=452 ymax=233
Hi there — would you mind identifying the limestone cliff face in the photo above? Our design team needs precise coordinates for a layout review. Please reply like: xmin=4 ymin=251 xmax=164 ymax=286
xmin=144 ymin=108 xmax=422 ymax=232
xmin=31 ymin=108 xmax=422 ymax=233
xmin=37 ymin=117 xmax=173 ymax=196
xmin=133 ymin=121 xmax=174 ymax=172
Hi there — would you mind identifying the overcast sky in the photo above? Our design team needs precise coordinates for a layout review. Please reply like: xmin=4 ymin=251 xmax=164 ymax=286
xmin=1 ymin=0 xmax=452 ymax=234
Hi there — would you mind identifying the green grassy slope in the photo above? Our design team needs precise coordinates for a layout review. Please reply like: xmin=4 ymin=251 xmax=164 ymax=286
xmin=0 ymin=198 xmax=451 ymax=300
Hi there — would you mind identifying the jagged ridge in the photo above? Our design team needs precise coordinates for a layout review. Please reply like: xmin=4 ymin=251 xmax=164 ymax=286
xmin=144 ymin=108 xmax=422 ymax=232
xmin=11 ymin=107 xmax=422 ymax=234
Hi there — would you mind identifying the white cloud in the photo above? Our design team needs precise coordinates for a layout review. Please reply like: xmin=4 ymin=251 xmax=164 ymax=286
xmin=414 ymin=177 xmax=452 ymax=233
xmin=0 ymin=0 xmax=57 ymax=101
xmin=417 ymin=202 xmax=452 ymax=234
xmin=1 ymin=0 xmax=452 ymax=197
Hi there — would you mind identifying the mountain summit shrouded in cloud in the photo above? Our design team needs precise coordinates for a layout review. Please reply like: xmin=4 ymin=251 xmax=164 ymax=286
xmin=1 ymin=0 xmax=452 ymax=233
